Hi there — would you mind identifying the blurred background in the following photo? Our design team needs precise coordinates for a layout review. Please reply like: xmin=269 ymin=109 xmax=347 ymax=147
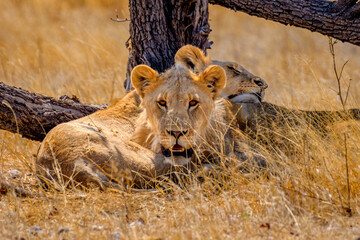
xmin=0 ymin=0 xmax=359 ymax=168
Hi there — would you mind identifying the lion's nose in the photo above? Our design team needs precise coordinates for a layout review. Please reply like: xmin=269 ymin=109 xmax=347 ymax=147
xmin=253 ymin=77 xmax=268 ymax=89
xmin=167 ymin=130 xmax=188 ymax=139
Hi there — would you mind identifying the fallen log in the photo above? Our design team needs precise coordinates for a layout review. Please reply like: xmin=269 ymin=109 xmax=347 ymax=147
xmin=0 ymin=82 xmax=106 ymax=141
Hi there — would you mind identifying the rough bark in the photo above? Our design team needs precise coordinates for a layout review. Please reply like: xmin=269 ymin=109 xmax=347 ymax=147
xmin=0 ymin=82 xmax=106 ymax=141
xmin=331 ymin=0 xmax=358 ymax=13
xmin=125 ymin=0 xmax=211 ymax=91
xmin=210 ymin=0 xmax=360 ymax=47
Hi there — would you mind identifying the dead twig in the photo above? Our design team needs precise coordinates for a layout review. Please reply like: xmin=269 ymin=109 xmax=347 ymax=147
xmin=110 ymin=9 xmax=130 ymax=23
xmin=328 ymin=37 xmax=352 ymax=216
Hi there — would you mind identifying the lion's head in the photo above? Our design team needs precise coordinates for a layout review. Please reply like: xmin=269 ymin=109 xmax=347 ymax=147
xmin=131 ymin=63 xmax=226 ymax=166
xmin=175 ymin=45 xmax=268 ymax=103
xmin=214 ymin=60 xmax=268 ymax=103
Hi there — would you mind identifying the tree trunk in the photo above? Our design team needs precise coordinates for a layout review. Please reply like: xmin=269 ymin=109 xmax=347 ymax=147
xmin=125 ymin=0 xmax=211 ymax=90
xmin=210 ymin=0 xmax=360 ymax=47
xmin=0 ymin=82 xmax=106 ymax=141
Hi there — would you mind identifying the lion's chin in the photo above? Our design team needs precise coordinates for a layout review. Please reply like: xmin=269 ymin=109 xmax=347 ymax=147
xmin=164 ymin=156 xmax=191 ymax=166
xmin=228 ymin=91 xmax=264 ymax=103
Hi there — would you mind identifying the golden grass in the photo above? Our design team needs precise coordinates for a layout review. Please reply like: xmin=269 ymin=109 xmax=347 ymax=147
xmin=1 ymin=0 xmax=360 ymax=239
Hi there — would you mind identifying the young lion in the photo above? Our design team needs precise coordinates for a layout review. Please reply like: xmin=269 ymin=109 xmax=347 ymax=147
xmin=36 ymin=62 xmax=248 ymax=190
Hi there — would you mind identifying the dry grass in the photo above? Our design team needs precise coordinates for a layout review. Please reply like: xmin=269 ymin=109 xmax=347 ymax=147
xmin=1 ymin=0 xmax=360 ymax=239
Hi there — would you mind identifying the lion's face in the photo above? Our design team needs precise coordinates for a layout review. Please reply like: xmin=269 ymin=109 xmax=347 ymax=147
xmin=214 ymin=61 xmax=268 ymax=104
xmin=131 ymin=64 xmax=226 ymax=165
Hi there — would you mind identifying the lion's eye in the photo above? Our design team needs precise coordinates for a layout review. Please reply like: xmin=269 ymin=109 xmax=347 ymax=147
xmin=227 ymin=66 xmax=241 ymax=75
xmin=189 ymin=100 xmax=199 ymax=108
xmin=157 ymin=100 xmax=167 ymax=107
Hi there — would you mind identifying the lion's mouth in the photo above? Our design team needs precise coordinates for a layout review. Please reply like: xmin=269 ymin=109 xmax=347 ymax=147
xmin=161 ymin=145 xmax=194 ymax=158
xmin=228 ymin=90 xmax=264 ymax=103
xmin=171 ymin=144 xmax=185 ymax=152
xmin=252 ymin=90 xmax=264 ymax=102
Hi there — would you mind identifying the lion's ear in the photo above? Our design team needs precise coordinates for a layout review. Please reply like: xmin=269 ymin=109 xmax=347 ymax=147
xmin=175 ymin=45 xmax=211 ymax=73
xmin=198 ymin=65 xmax=226 ymax=100
xmin=131 ymin=65 xmax=159 ymax=98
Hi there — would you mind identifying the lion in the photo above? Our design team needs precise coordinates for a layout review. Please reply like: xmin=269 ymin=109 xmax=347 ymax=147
xmin=36 ymin=60 xmax=249 ymax=190
xmin=175 ymin=45 xmax=360 ymax=148
xmin=174 ymin=45 xmax=268 ymax=104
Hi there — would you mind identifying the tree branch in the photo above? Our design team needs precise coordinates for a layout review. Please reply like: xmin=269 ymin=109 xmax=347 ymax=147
xmin=345 ymin=2 xmax=360 ymax=18
xmin=331 ymin=0 xmax=357 ymax=13
xmin=210 ymin=0 xmax=360 ymax=47
xmin=0 ymin=82 xmax=106 ymax=141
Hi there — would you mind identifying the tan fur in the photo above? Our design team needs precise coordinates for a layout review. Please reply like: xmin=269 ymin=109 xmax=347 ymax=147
xmin=175 ymin=45 xmax=360 ymax=153
xmin=233 ymin=102 xmax=360 ymax=151
xmin=36 ymin=61 xmax=247 ymax=190
xmin=36 ymin=91 xmax=172 ymax=189
xmin=175 ymin=45 xmax=268 ymax=104
xmin=37 ymin=45 xmax=357 ymax=190
xmin=130 ymin=63 xmax=241 ymax=165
